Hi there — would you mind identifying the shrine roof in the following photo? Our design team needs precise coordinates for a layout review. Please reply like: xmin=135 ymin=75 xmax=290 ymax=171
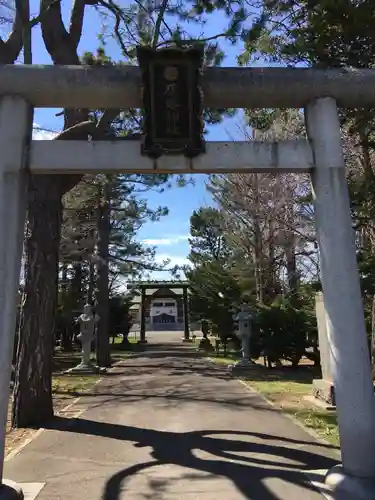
xmin=127 ymin=280 xmax=189 ymax=290
xmin=130 ymin=287 xmax=188 ymax=304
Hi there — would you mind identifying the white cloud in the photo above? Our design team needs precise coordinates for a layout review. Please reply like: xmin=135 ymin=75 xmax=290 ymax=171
xmin=142 ymin=235 xmax=189 ymax=246
xmin=33 ymin=123 xmax=58 ymax=140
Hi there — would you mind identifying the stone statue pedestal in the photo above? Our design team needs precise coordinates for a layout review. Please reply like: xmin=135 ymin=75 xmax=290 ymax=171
xmin=64 ymin=363 xmax=107 ymax=375
xmin=228 ymin=359 xmax=256 ymax=375
xmin=182 ymin=337 xmax=193 ymax=343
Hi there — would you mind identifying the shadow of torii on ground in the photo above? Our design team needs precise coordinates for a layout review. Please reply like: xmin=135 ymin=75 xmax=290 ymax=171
xmin=45 ymin=417 xmax=337 ymax=500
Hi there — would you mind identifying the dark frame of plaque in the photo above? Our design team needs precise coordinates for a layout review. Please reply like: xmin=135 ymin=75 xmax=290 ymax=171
xmin=137 ymin=45 xmax=205 ymax=159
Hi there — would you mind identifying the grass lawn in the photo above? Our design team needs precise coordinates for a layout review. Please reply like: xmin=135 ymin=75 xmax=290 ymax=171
xmin=52 ymin=349 xmax=101 ymax=403
xmin=111 ymin=334 xmax=138 ymax=345
xmin=52 ymin=346 xmax=133 ymax=402
xmin=212 ymin=354 xmax=340 ymax=448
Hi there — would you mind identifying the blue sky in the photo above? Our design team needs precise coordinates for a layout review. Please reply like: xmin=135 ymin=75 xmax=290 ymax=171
xmin=29 ymin=0 xmax=252 ymax=280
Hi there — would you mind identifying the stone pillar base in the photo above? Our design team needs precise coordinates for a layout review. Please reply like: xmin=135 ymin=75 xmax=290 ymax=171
xmin=307 ymin=465 xmax=375 ymax=500
xmin=64 ymin=362 xmax=106 ymax=375
xmin=138 ymin=339 xmax=148 ymax=344
xmin=0 ymin=480 xmax=23 ymax=500
xmin=182 ymin=338 xmax=193 ymax=343
xmin=312 ymin=378 xmax=335 ymax=406
xmin=228 ymin=360 xmax=256 ymax=375
xmin=326 ymin=465 xmax=375 ymax=500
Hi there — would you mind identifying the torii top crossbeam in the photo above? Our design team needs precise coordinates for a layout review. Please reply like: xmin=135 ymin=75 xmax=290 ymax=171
xmin=1 ymin=64 xmax=375 ymax=109
xmin=127 ymin=280 xmax=189 ymax=291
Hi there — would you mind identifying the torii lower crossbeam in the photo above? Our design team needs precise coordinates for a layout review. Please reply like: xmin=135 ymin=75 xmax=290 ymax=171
xmin=29 ymin=139 xmax=313 ymax=174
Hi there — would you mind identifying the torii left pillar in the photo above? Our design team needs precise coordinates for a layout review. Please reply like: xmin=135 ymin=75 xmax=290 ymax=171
xmin=139 ymin=287 xmax=147 ymax=344
xmin=0 ymin=97 xmax=31 ymax=499
xmin=182 ymin=286 xmax=191 ymax=342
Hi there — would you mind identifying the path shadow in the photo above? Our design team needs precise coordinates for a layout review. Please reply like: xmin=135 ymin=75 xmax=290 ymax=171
xmin=53 ymin=354 xmax=329 ymax=416
xmin=45 ymin=417 xmax=336 ymax=499
xmin=105 ymin=359 xmax=319 ymax=386
xmin=95 ymin=363 xmax=230 ymax=381
xmin=128 ymin=349 xmax=203 ymax=360
xmin=115 ymin=346 xmax=320 ymax=384
xmin=53 ymin=384 xmax=279 ymax=412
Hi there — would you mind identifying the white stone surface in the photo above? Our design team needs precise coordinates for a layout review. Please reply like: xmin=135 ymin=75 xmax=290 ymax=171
xmin=0 ymin=98 xmax=30 ymax=482
xmin=315 ymin=293 xmax=332 ymax=381
xmin=30 ymin=140 xmax=313 ymax=174
xmin=306 ymin=97 xmax=375 ymax=478
xmin=13 ymin=482 xmax=44 ymax=500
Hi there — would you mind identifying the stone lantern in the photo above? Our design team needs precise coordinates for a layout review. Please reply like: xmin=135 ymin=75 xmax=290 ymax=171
xmin=229 ymin=303 xmax=254 ymax=372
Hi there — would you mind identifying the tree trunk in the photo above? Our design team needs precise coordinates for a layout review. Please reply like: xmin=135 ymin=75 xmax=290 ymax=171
xmin=96 ymin=181 xmax=111 ymax=368
xmin=286 ymin=243 xmax=299 ymax=293
xmin=70 ymin=262 xmax=83 ymax=309
xmin=120 ymin=319 xmax=132 ymax=350
xmin=61 ymin=263 xmax=68 ymax=288
xmin=11 ymin=0 xmax=116 ymax=428
xmin=266 ymin=218 xmax=277 ymax=301
xmin=87 ymin=261 xmax=95 ymax=304
xmin=253 ymin=173 xmax=265 ymax=304
xmin=61 ymin=323 xmax=73 ymax=352
xmin=12 ymin=178 xmax=62 ymax=427
xmin=371 ymin=294 xmax=375 ymax=373
xmin=253 ymin=238 xmax=264 ymax=304
xmin=12 ymin=126 xmax=109 ymax=425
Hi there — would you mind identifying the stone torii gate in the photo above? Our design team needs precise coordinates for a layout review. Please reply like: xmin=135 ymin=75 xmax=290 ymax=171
xmin=127 ymin=280 xmax=191 ymax=343
xmin=1 ymin=64 xmax=375 ymax=499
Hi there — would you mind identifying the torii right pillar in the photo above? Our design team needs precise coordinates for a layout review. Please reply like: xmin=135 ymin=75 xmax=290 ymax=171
xmin=139 ymin=287 xmax=147 ymax=344
xmin=182 ymin=286 xmax=191 ymax=342
xmin=306 ymin=97 xmax=375 ymax=498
